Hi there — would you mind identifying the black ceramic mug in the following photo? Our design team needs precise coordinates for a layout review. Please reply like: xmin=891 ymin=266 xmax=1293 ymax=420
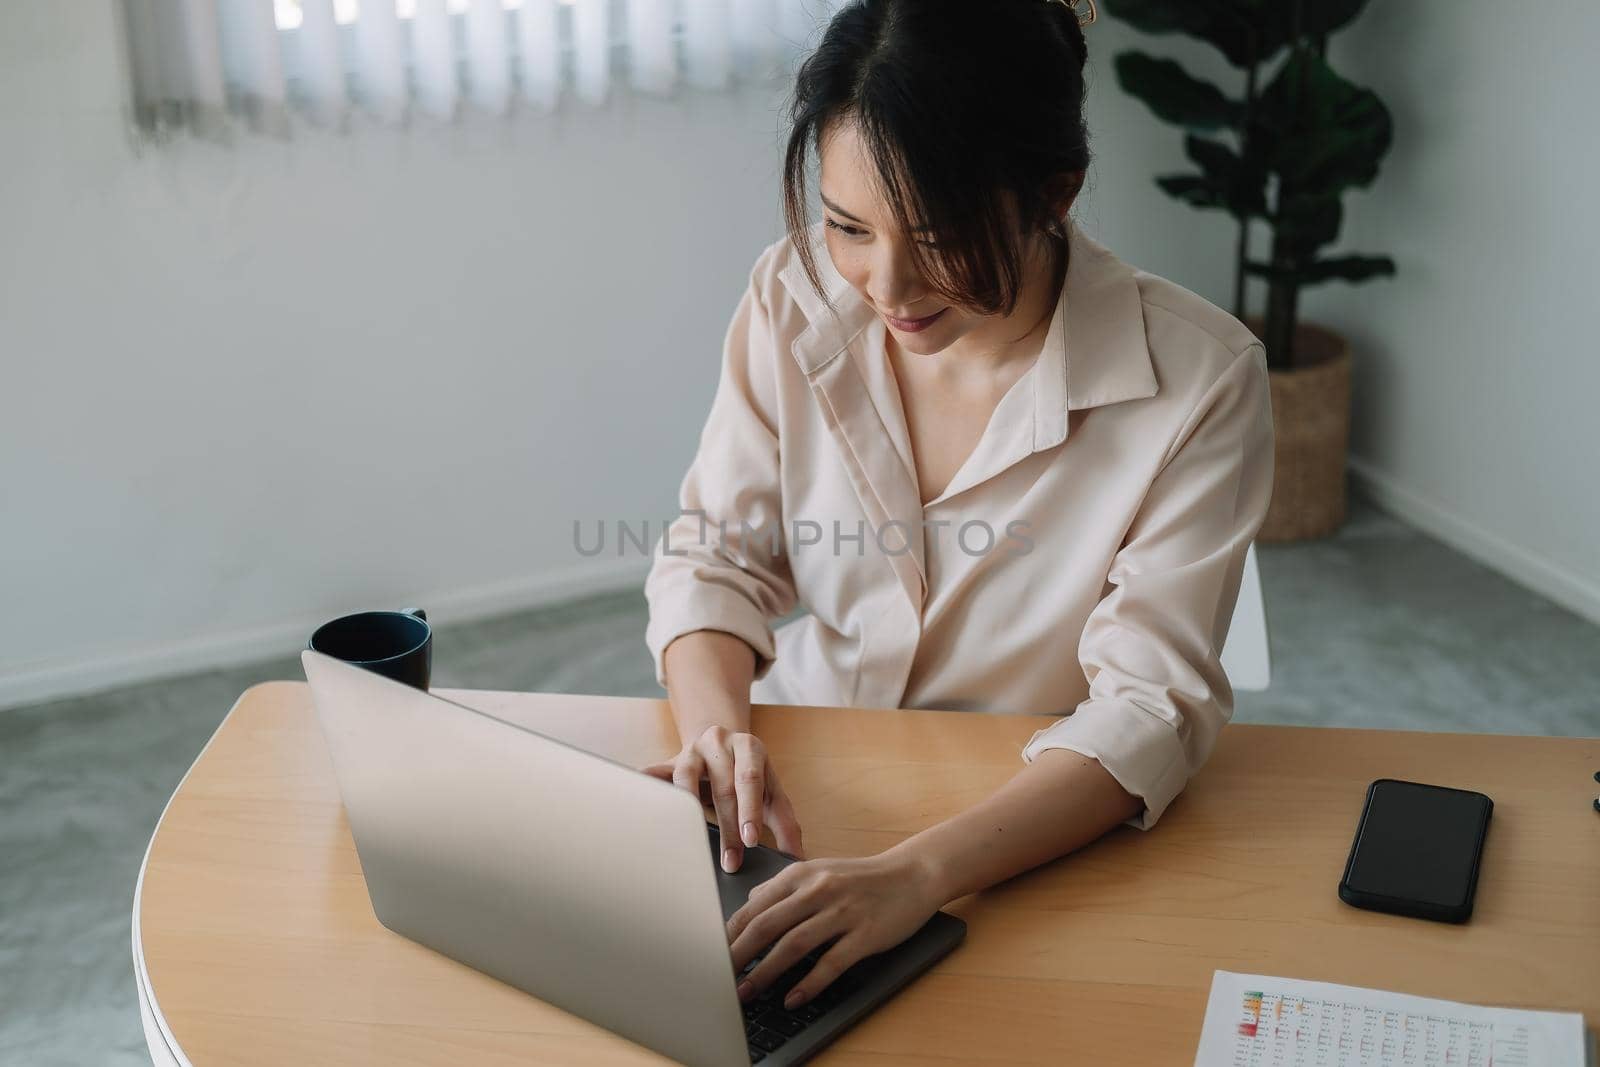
xmin=308 ymin=608 xmax=432 ymax=690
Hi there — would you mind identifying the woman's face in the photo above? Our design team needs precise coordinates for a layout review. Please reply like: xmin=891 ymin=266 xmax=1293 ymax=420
xmin=817 ymin=117 xmax=1060 ymax=358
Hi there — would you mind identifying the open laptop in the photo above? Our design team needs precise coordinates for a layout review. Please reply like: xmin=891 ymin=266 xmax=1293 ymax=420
xmin=301 ymin=650 xmax=966 ymax=1066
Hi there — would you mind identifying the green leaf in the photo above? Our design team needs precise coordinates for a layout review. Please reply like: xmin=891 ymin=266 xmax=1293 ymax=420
xmin=1276 ymin=193 xmax=1343 ymax=251
xmin=1255 ymin=50 xmax=1393 ymax=197
xmin=1223 ymin=1 xmax=1368 ymax=61
xmin=1113 ymin=53 xmax=1241 ymax=131
xmin=1155 ymin=173 xmax=1230 ymax=211
xmin=1099 ymin=0 xmax=1214 ymax=36
xmin=1102 ymin=0 xmax=1291 ymax=68
xmin=1243 ymin=254 xmax=1396 ymax=285
xmin=1102 ymin=1 xmax=1372 ymax=72
xmin=1303 ymin=0 xmax=1370 ymax=38
xmin=1184 ymin=134 xmax=1239 ymax=176
xmin=1301 ymin=254 xmax=1397 ymax=284
xmin=1182 ymin=134 xmax=1268 ymax=216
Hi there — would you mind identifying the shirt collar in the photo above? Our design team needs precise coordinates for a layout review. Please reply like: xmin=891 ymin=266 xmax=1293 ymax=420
xmin=776 ymin=219 xmax=1158 ymax=447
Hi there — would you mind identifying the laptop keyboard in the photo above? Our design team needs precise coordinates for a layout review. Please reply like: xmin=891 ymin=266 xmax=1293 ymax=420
xmin=737 ymin=942 xmax=882 ymax=1063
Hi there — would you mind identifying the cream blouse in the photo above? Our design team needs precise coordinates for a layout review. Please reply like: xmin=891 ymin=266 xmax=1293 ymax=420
xmin=644 ymin=220 xmax=1274 ymax=830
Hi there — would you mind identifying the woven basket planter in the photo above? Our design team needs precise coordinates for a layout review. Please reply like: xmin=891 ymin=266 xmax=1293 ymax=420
xmin=1249 ymin=319 xmax=1352 ymax=543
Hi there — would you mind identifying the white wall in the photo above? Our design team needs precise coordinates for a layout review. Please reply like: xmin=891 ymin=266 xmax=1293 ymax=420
xmin=1 ymin=4 xmax=798 ymax=706
xmin=3 ymin=2 xmax=1595 ymax=709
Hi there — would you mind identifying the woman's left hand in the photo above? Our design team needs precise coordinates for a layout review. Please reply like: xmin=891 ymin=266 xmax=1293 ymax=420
xmin=726 ymin=848 xmax=945 ymax=1011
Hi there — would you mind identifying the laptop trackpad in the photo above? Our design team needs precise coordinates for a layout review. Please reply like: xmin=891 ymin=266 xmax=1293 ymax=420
xmin=706 ymin=821 xmax=799 ymax=922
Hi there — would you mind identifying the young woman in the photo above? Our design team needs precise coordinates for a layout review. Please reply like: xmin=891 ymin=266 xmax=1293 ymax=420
xmin=642 ymin=0 xmax=1274 ymax=1014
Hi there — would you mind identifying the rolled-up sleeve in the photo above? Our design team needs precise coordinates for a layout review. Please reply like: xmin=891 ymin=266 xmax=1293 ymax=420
xmin=644 ymin=262 xmax=798 ymax=689
xmin=1020 ymin=342 xmax=1275 ymax=830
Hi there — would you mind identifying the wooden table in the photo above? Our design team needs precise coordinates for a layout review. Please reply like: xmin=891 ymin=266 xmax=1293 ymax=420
xmin=133 ymin=682 xmax=1599 ymax=1065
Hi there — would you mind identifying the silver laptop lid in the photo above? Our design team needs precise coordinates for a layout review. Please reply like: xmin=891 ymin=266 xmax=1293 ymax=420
xmin=302 ymin=650 xmax=749 ymax=1066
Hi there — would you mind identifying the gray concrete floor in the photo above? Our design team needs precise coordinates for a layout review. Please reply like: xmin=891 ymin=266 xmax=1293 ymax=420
xmin=2 ymin=489 xmax=1597 ymax=1065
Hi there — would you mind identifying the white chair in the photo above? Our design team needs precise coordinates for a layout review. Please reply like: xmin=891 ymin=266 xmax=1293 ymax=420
xmin=1219 ymin=542 xmax=1271 ymax=691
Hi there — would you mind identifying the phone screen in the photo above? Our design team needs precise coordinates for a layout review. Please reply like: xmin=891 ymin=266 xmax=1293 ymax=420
xmin=1345 ymin=779 xmax=1491 ymax=908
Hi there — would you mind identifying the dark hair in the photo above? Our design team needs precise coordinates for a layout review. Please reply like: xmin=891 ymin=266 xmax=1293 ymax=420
xmin=781 ymin=0 xmax=1091 ymax=318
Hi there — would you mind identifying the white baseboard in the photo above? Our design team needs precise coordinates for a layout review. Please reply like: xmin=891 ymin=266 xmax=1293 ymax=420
xmin=0 ymin=557 xmax=653 ymax=713
xmin=1348 ymin=456 xmax=1600 ymax=628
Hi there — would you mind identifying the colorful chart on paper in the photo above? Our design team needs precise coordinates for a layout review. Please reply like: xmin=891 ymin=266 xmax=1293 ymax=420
xmin=1193 ymin=971 xmax=1586 ymax=1067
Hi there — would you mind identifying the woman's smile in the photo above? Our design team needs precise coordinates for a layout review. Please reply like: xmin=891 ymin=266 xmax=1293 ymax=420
xmin=881 ymin=306 xmax=947 ymax=333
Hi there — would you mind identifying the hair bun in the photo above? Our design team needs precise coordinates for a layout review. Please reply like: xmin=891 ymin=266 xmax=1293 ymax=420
xmin=1044 ymin=0 xmax=1097 ymax=27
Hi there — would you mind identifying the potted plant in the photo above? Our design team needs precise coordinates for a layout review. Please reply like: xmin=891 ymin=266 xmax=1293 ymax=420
xmin=1102 ymin=0 xmax=1395 ymax=541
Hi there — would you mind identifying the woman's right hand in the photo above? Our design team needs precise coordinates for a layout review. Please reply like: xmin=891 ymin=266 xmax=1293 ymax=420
xmin=642 ymin=725 xmax=806 ymax=874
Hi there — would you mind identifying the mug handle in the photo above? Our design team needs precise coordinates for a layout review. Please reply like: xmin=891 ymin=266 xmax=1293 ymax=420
xmin=401 ymin=607 xmax=428 ymax=622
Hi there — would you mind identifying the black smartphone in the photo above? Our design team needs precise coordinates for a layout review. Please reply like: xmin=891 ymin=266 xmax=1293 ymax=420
xmin=1338 ymin=778 xmax=1493 ymax=924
